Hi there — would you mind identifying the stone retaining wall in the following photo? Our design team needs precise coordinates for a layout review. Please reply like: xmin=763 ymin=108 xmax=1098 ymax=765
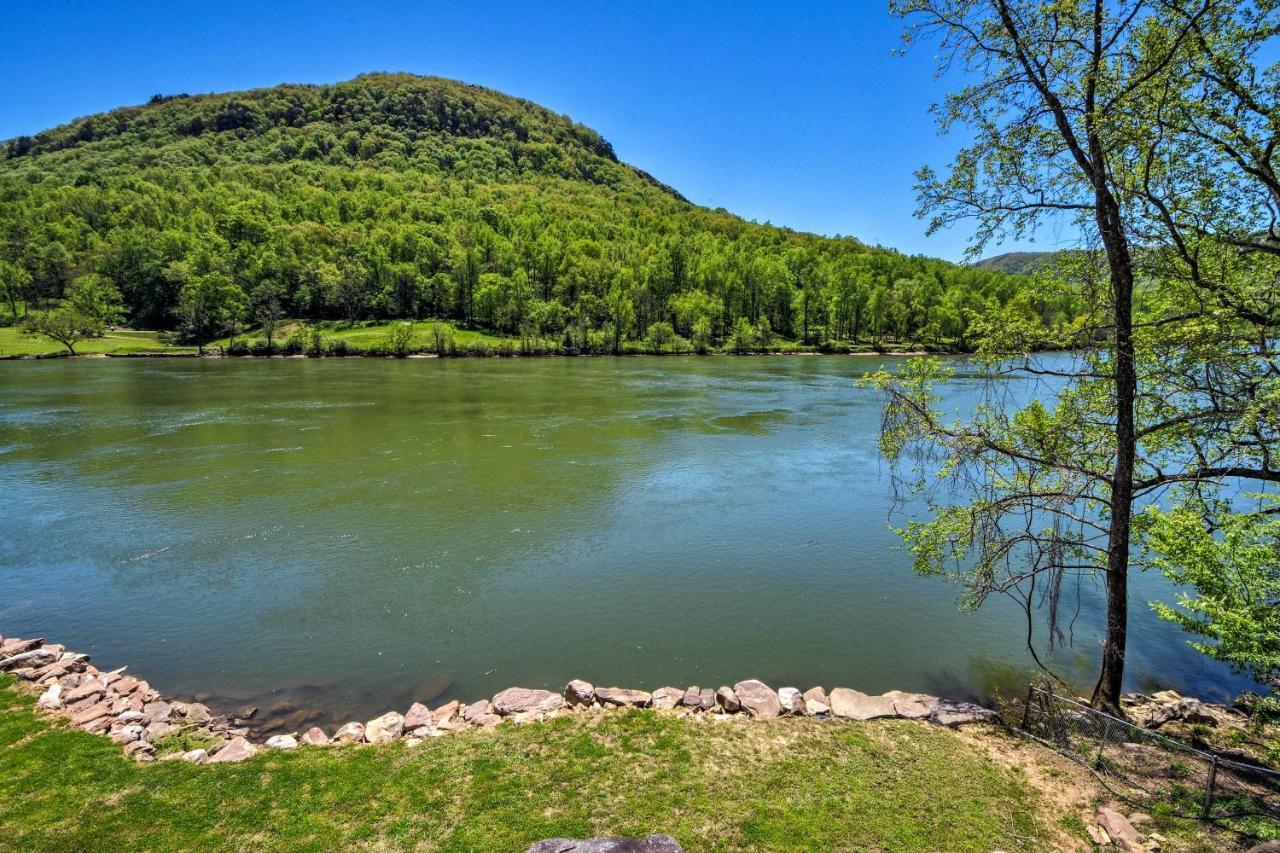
xmin=0 ymin=633 xmax=1000 ymax=765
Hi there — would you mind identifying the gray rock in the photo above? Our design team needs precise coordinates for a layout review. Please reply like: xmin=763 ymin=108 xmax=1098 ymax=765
xmin=1 ymin=648 xmax=57 ymax=671
xmin=365 ymin=711 xmax=405 ymax=743
xmin=208 ymin=737 xmax=258 ymax=764
xmin=929 ymin=701 xmax=999 ymax=727
xmin=493 ymin=687 xmax=565 ymax=716
xmin=883 ymin=690 xmax=937 ymax=720
xmin=1096 ymin=807 xmax=1145 ymax=851
xmin=715 ymin=686 xmax=740 ymax=713
xmin=474 ymin=713 xmax=503 ymax=729
xmin=681 ymin=686 xmax=702 ymax=707
xmin=301 ymin=727 xmax=330 ymax=746
xmin=777 ymin=687 xmax=805 ymax=715
xmin=109 ymin=725 xmax=145 ymax=744
xmin=594 ymin=687 xmax=652 ymax=708
xmin=181 ymin=748 xmax=209 ymax=764
xmin=733 ymin=680 xmax=781 ymax=718
xmin=828 ymin=688 xmax=896 ymax=721
xmin=802 ymin=686 xmax=829 ymax=715
xmin=36 ymin=683 xmax=64 ymax=710
xmin=265 ymin=734 xmax=299 ymax=750
xmin=698 ymin=688 xmax=716 ymax=711
xmin=650 ymin=686 xmax=683 ymax=710
xmin=526 ymin=834 xmax=685 ymax=852
xmin=564 ymin=680 xmax=596 ymax=708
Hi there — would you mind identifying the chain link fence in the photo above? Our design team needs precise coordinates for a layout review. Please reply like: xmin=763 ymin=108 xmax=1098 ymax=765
xmin=1013 ymin=686 xmax=1279 ymax=834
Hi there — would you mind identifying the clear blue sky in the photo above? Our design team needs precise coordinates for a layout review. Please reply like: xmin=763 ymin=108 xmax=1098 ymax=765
xmin=0 ymin=1 xmax=1068 ymax=261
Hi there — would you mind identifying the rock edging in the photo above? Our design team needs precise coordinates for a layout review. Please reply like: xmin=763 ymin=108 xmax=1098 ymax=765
xmin=0 ymin=633 xmax=1000 ymax=765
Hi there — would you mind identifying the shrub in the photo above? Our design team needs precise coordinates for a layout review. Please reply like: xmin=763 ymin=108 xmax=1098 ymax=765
xmin=384 ymin=322 xmax=414 ymax=357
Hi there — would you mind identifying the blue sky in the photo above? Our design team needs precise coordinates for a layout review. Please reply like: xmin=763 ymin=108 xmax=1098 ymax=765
xmin=0 ymin=1 xmax=1070 ymax=261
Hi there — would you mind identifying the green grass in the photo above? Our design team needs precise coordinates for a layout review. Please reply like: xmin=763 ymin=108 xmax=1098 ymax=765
xmin=0 ymin=675 xmax=1055 ymax=851
xmin=0 ymin=326 xmax=193 ymax=358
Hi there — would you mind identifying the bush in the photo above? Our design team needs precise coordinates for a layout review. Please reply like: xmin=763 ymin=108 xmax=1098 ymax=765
xmin=384 ymin=322 xmax=414 ymax=357
xmin=282 ymin=328 xmax=306 ymax=355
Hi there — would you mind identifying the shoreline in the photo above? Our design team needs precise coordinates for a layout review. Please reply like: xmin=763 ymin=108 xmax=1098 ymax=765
xmin=1 ymin=348 xmax=943 ymax=362
xmin=1 ymin=631 xmax=1000 ymax=764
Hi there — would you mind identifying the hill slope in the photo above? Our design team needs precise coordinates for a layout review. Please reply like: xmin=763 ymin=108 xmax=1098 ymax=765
xmin=0 ymin=73 xmax=1076 ymax=349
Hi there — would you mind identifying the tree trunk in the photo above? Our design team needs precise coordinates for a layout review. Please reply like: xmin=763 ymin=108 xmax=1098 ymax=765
xmin=1093 ymin=191 xmax=1137 ymax=715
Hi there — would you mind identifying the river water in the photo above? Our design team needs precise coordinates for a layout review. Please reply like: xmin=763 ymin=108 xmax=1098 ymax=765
xmin=0 ymin=356 xmax=1251 ymax=730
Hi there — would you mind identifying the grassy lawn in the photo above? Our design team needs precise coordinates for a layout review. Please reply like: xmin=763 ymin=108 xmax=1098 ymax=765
xmin=0 ymin=676 xmax=1069 ymax=852
xmin=0 ymin=326 xmax=193 ymax=358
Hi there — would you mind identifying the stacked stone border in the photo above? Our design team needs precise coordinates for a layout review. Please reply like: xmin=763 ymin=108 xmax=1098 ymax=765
xmin=0 ymin=633 xmax=999 ymax=765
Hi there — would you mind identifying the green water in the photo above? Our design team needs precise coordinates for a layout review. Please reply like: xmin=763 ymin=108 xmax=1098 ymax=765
xmin=0 ymin=357 xmax=1245 ymax=732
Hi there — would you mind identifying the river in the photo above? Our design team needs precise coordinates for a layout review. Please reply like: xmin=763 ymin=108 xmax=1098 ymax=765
xmin=0 ymin=356 xmax=1251 ymax=730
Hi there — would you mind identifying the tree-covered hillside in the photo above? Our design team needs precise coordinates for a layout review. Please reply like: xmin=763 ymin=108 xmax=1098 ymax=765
xmin=0 ymin=73 xmax=1076 ymax=352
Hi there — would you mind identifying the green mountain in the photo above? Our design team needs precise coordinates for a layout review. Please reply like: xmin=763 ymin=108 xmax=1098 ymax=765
xmin=972 ymin=251 xmax=1062 ymax=276
xmin=0 ymin=73 xmax=1075 ymax=350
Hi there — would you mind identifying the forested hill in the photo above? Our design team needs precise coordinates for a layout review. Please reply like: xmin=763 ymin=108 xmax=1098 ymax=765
xmin=0 ymin=73 xmax=1076 ymax=350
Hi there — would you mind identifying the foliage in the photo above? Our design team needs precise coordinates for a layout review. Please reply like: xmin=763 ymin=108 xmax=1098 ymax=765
xmin=1145 ymin=503 xmax=1280 ymax=694
xmin=22 ymin=307 xmax=100 ymax=354
xmin=0 ymin=73 xmax=1064 ymax=350
xmin=873 ymin=0 xmax=1280 ymax=711
xmin=175 ymin=272 xmax=247 ymax=352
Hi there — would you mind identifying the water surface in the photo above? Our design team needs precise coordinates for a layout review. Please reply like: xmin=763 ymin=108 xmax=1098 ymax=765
xmin=0 ymin=356 xmax=1249 ymax=730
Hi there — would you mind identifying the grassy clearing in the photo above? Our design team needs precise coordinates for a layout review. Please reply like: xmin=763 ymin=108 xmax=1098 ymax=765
xmin=1 ymin=675 xmax=1067 ymax=852
xmin=0 ymin=326 xmax=192 ymax=358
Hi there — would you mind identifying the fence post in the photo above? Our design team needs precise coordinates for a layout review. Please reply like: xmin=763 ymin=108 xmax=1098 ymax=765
xmin=1202 ymin=756 xmax=1219 ymax=819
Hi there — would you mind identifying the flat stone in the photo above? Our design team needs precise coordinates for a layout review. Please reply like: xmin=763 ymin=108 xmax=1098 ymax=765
xmin=527 ymin=834 xmax=685 ymax=852
xmin=432 ymin=700 xmax=461 ymax=725
xmin=463 ymin=699 xmax=493 ymax=723
xmin=365 ymin=711 xmax=405 ymax=743
xmin=595 ymin=687 xmax=652 ymax=708
xmin=124 ymin=740 xmax=155 ymax=758
xmin=650 ymin=686 xmax=684 ymax=710
xmin=145 ymin=721 xmax=173 ymax=742
xmin=828 ymin=688 xmax=896 ymax=721
xmin=115 ymin=710 xmax=150 ymax=725
xmin=883 ymin=690 xmax=937 ymax=720
xmin=178 ymin=702 xmax=213 ymax=724
xmin=37 ymin=684 xmax=64 ymax=710
xmin=564 ymin=680 xmax=596 ymax=708
xmin=208 ymin=737 xmax=258 ymax=764
xmin=181 ymin=748 xmax=209 ymax=764
xmin=71 ymin=701 xmax=113 ymax=726
xmin=333 ymin=722 xmax=365 ymax=742
xmin=236 ymin=705 xmax=258 ymax=720
xmin=110 ymin=725 xmax=145 ymax=744
xmin=403 ymin=702 xmax=433 ymax=731
xmin=474 ymin=713 xmax=503 ymax=728
xmin=681 ymin=686 xmax=702 ymax=708
xmin=929 ymin=701 xmax=999 ymax=727
xmin=113 ymin=676 xmax=141 ymax=695
xmin=265 ymin=734 xmax=298 ymax=750
xmin=493 ymin=687 xmax=564 ymax=716
xmin=802 ymin=686 xmax=829 ymax=715
xmin=83 ymin=715 xmax=114 ymax=734
xmin=143 ymin=702 xmax=173 ymax=722
xmin=777 ymin=687 xmax=805 ymax=715
xmin=1096 ymin=807 xmax=1145 ymax=851
xmin=0 ymin=638 xmax=42 ymax=656
xmin=716 ymin=686 xmax=740 ymax=713
xmin=0 ymin=649 xmax=56 ymax=671
xmin=733 ymin=680 xmax=781 ymax=718
xmin=301 ymin=727 xmax=330 ymax=746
